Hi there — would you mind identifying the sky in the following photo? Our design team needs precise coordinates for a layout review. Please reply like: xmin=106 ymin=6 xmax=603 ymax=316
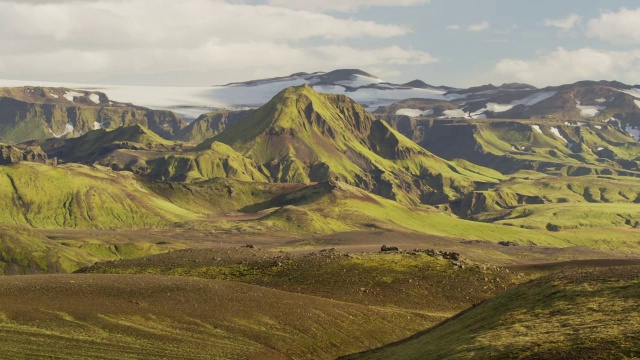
xmin=1 ymin=0 xmax=640 ymax=87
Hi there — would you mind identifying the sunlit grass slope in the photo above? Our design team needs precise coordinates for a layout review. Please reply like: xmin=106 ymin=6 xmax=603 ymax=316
xmin=0 ymin=162 xmax=199 ymax=229
xmin=348 ymin=266 xmax=640 ymax=360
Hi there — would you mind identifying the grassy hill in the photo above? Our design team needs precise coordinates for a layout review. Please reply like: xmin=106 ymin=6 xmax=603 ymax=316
xmin=0 ymin=274 xmax=438 ymax=359
xmin=0 ymin=226 xmax=97 ymax=274
xmin=37 ymin=125 xmax=271 ymax=183
xmin=0 ymin=162 xmax=199 ymax=229
xmin=79 ymin=247 xmax=518 ymax=315
xmin=346 ymin=266 xmax=640 ymax=360
xmin=388 ymin=119 xmax=640 ymax=176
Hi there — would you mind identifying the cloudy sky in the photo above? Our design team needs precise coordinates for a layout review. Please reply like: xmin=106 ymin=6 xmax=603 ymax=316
xmin=1 ymin=0 xmax=639 ymax=87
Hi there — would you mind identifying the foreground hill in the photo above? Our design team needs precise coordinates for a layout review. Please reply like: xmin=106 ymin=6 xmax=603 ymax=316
xmin=79 ymin=247 xmax=517 ymax=315
xmin=346 ymin=265 xmax=640 ymax=360
xmin=0 ymin=86 xmax=187 ymax=144
xmin=0 ymin=274 xmax=433 ymax=359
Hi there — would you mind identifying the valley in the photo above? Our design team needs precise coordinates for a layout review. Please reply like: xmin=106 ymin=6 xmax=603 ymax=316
xmin=0 ymin=71 xmax=639 ymax=359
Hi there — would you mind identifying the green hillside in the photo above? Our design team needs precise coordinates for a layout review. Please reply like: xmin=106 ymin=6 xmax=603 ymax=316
xmin=0 ymin=162 xmax=199 ymax=229
xmin=209 ymin=85 xmax=503 ymax=205
xmin=347 ymin=266 xmax=640 ymax=360
xmin=387 ymin=118 xmax=640 ymax=176
xmin=175 ymin=109 xmax=254 ymax=144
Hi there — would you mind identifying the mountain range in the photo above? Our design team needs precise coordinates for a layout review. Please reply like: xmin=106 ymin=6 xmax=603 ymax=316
xmin=2 ymin=69 xmax=640 ymax=143
xmin=1 ymin=70 xmax=640 ymax=359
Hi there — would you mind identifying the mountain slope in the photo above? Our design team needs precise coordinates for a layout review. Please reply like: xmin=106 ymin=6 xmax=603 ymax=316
xmin=175 ymin=109 xmax=254 ymax=144
xmin=0 ymin=162 xmax=199 ymax=229
xmin=382 ymin=118 xmax=640 ymax=175
xmin=207 ymin=85 xmax=503 ymax=204
xmin=38 ymin=124 xmax=270 ymax=183
xmin=0 ymin=86 xmax=187 ymax=144
xmin=346 ymin=266 xmax=640 ymax=360
xmin=0 ymin=274 xmax=433 ymax=359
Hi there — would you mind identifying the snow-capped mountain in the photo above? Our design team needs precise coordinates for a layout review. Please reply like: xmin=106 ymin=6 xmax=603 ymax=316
xmin=0 ymin=69 xmax=456 ymax=120
xmin=3 ymin=71 xmax=640 ymax=141
xmin=377 ymin=80 xmax=640 ymax=141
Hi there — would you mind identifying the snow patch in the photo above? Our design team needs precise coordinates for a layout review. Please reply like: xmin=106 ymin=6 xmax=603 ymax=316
xmin=622 ymin=88 xmax=640 ymax=99
xmin=595 ymin=98 xmax=606 ymax=103
xmin=89 ymin=94 xmax=100 ymax=104
xmin=63 ymin=91 xmax=84 ymax=102
xmin=576 ymin=101 xmax=606 ymax=118
xmin=550 ymin=127 xmax=567 ymax=143
xmin=594 ymin=125 xmax=602 ymax=130
xmin=396 ymin=108 xmax=434 ymax=117
xmin=634 ymin=99 xmax=640 ymax=109
xmin=597 ymin=147 xmax=605 ymax=151
xmin=531 ymin=125 xmax=543 ymax=134
xmin=49 ymin=123 xmax=74 ymax=138
xmin=625 ymin=124 xmax=640 ymax=141
xmin=335 ymin=74 xmax=382 ymax=88
xmin=441 ymin=109 xmax=467 ymax=118
xmin=512 ymin=91 xmax=557 ymax=107
xmin=0 ymin=77 xmax=454 ymax=121
xmin=468 ymin=91 xmax=558 ymax=118
xmin=484 ymin=102 xmax=515 ymax=113
xmin=93 ymin=121 xmax=103 ymax=130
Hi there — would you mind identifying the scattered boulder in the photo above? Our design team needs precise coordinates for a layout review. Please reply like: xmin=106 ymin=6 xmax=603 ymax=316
xmin=381 ymin=245 xmax=399 ymax=252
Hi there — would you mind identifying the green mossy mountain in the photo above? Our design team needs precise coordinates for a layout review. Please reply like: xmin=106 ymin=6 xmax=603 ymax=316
xmin=39 ymin=124 xmax=180 ymax=163
xmin=38 ymin=124 xmax=270 ymax=183
xmin=205 ymin=85 xmax=503 ymax=205
xmin=175 ymin=109 xmax=254 ymax=144
xmin=385 ymin=118 xmax=640 ymax=176
xmin=0 ymin=86 xmax=187 ymax=144
xmin=0 ymin=162 xmax=200 ymax=230
xmin=0 ymin=143 xmax=50 ymax=165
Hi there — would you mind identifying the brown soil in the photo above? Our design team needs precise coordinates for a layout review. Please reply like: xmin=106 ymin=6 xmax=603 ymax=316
xmin=0 ymin=274 xmax=434 ymax=359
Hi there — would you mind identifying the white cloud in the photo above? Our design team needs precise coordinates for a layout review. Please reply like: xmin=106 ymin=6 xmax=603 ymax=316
xmin=447 ymin=22 xmax=490 ymax=32
xmin=268 ymin=0 xmax=430 ymax=12
xmin=543 ymin=13 xmax=581 ymax=31
xmin=492 ymin=47 xmax=640 ymax=86
xmin=0 ymin=0 xmax=434 ymax=85
xmin=586 ymin=8 xmax=640 ymax=44
xmin=468 ymin=21 xmax=491 ymax=32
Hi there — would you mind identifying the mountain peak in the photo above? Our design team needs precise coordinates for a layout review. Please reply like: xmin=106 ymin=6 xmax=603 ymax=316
xmin=321 ymin=69 xmax=378 ymax=81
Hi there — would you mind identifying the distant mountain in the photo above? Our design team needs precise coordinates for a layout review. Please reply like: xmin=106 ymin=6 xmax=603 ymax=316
xmin=0 ymin=86 xmax=187 ymax=144
xmin=0 ymin=69 xmax=455 ymax=119
xmin=212 ymin=69 xmax=453 ymax=110
xmin=6 ymin=71 xmax=640 ymax=132
xmin=380 ymin=80 xmax=640 ymax=140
